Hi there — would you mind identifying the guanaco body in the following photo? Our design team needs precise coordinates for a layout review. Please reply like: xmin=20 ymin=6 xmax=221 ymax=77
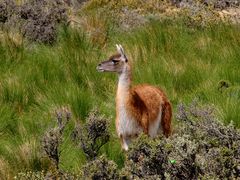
xmin=97 ymin=45 xmax=172 ymax=151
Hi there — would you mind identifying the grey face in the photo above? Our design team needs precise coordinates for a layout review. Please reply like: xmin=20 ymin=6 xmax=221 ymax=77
xmin=97 ymin=53 xmax=126 ymax=73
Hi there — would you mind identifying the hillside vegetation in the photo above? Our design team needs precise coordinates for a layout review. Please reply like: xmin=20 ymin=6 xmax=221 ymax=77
xmin=0 ymin=0 xmax=240 ymax=179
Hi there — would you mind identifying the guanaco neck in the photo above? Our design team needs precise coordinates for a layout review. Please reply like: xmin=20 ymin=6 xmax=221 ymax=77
xmin=116 ymin=64 xmax=132 ymax=106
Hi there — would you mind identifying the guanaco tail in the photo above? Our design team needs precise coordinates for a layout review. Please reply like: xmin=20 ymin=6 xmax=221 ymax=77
xmin=97 ymin=44 xmax=172 ymax=151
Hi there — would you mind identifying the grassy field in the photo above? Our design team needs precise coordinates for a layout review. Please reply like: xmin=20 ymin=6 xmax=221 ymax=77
xmin=0 ymin=7 xmax=240 ymax=177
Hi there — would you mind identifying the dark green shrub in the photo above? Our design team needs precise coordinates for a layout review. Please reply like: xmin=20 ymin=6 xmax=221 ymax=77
xmin=170 ymin=0 xmax=239 ymax=9
xmin=15 ymin=170 xmax=80 ymax=180
xmin=15 ymin=171 xmax=45 ymax=180
xmin=121 ymin=100 xmax=240 ymax=179
xmin=0 ymin=0 xmax=68 ymax=44
xmin=0 ymin=0 xmax=15 ymax=23
xmin=82 ymin=155 xmax=119 ymax=180
xmin=19 ymin=0 xmax=67 ymax=44
xmin=42 ymin=108 xmax=71 ymax=169
xmin=72 ymin=110 xmax=110 ymax=160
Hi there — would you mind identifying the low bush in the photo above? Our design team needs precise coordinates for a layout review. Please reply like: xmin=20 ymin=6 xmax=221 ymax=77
xmin=82 ymin=155 xmax=119 ymax=180
xmin=0 ymin=0 xmax=15 ymax=24
xmin=42 ymin=107 xmax=71 ymax=170
xmin=0 ymin=0 xmax=68 ymax=44
xmin=121 ymin=100 xmax=240 ymax=179
xmin=49 ymin=100 xmax=239 ymax=179
xmin=170 ymin=0 xmax=239 ymax=9
xmin=19 ymin=0 xmax=67 ymax=44
xmin=72 ymin=109 xmax=110 ymax=160
xmin=14 ymin=171 xmax=45 ymax=180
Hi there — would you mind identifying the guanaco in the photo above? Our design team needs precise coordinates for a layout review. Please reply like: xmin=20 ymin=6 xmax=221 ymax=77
xmin=97 ymin=44 xmax=172 ymax=151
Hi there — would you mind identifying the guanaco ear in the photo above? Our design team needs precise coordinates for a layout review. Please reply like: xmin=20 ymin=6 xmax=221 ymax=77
xmin=116 ymin=44 xmax=128 ymax=62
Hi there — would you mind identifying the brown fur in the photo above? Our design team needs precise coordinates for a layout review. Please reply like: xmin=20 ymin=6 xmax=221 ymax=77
xmin=125 ymin=84 xmax=172 ymax=137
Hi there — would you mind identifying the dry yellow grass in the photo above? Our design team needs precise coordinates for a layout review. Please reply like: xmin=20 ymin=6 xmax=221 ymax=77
xmin=0 ymin=157 xmax=12 ymax=180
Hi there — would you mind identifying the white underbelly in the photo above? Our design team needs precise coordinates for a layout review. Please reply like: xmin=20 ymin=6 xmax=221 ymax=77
xmin=117 ymin=107 xmax=143 ymax=137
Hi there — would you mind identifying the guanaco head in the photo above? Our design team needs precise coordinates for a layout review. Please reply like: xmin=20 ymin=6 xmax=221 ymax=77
xmin=97 ymin=44 xmax=128 ymax=74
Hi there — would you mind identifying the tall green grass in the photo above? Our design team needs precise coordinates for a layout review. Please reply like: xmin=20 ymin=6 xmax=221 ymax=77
xmin=0 ymin=20 xmax=239 ymax=178
xmin=119 ymin=21 xmax=240 ymax=124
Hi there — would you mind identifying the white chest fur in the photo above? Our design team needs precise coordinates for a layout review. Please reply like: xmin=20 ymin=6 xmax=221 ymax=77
xmin=116 ymin=104 xmax=143 ymax=137
xmin=116 ymin=66 xmax=143 ymax=137
xmin=116 ymin=89 xmax=143 ymax=137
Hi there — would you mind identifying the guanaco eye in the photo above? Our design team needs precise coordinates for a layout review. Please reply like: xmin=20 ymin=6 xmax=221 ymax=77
xmin=111 ymin=59 xmax=119 ymax=64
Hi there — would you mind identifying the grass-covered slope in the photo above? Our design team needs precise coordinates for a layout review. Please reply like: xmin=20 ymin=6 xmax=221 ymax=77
xmin=0 ymin=0 xmax=240 ymax=178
